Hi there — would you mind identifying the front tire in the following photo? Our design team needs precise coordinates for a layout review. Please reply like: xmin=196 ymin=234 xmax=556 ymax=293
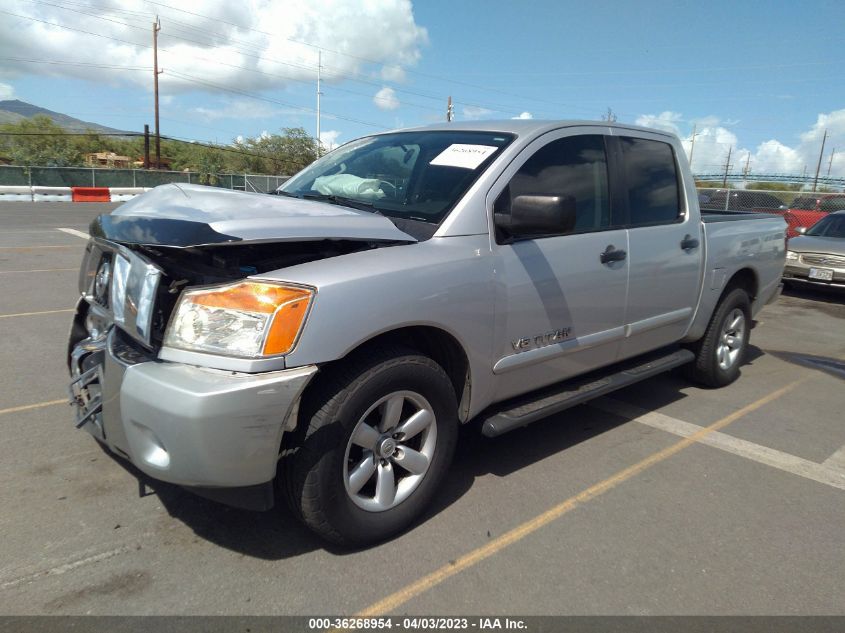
xmin=684 ymin=287 xmax=751 ymax=388
xmin=282 ymin=346 xmax=458 ymax=545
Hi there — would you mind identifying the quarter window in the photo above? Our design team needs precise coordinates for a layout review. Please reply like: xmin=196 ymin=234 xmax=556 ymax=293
xmin=620 ymin=137 xmax=682 ymax=226
xmin=496 ymin=134 xmax=610 ymax=235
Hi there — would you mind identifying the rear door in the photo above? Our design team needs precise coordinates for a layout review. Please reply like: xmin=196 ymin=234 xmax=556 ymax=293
xmin=489 ymin=127 xmax=629 ymax=401
xmin=614 ymin=133 xmax=704 ymax=360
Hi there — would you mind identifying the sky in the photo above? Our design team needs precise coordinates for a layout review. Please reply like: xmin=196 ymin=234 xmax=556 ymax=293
xmin=0 ymin=0 xmax=843 ymax=178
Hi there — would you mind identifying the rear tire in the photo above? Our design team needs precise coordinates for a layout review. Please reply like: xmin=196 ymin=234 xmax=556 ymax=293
xmin=684 ymin=287 xmax=751 ymax=388
xmin=282 ymin=346 xmax=458 ymax=546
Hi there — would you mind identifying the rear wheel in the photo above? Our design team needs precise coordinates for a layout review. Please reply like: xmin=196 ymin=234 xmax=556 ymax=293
xmin=282 ymin=346 xmax=458 ymax=545
xmin=684 ymin=287 xmax=751 ymax=388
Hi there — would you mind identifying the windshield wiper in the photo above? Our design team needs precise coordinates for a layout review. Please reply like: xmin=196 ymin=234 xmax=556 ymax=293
xmin=302 ymin=193 xmax=382 ymax=214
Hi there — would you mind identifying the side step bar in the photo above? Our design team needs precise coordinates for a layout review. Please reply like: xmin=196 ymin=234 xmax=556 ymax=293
xmin=480 ymin=347 xmax=695 ymax=437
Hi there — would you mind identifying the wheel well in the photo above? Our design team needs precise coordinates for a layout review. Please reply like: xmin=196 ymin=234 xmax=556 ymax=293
xmin=724 ymin=268 xmax=758 ymax=301
xmin=338 ymin=326 xmax=471 ymax=420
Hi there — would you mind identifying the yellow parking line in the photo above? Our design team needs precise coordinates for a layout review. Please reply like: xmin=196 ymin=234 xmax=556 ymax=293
xmin=357 ymin=378 xmax=806 ymax=616
xmin=0 ymin=268 xmax=77 ymax=274
xmin=0 ymin=308 xmax=75 ymax=319
xmin=0 ymin=399 xmax=67 ymax=417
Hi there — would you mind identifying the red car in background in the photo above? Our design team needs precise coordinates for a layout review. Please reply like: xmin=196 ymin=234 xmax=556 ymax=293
xmin=783 ymin=194 xmax=845 ymax=238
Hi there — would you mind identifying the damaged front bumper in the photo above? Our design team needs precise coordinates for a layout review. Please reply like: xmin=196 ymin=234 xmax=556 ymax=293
xmin=69 ymin=301 xmax=317 ymax=510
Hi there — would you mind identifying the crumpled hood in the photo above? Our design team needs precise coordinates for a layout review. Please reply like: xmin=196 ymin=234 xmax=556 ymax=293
xmin=90 ymin=183 xmax=416 ymax=247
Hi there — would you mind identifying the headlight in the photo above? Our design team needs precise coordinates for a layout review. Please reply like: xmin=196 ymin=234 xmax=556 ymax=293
xmin=786 ymin=250 xmax=799 ymax=261
xmin=163 ymin=281 xmax=314 ymax=358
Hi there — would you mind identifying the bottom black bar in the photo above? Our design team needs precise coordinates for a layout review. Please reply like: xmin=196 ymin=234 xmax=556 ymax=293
xmin=2 ymin=616 xmax=845 ymax=633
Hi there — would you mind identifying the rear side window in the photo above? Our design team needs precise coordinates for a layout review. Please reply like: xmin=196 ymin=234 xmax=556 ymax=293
xmin=620 ymin=137 xmax=681 ymax=226
xmin=496 ymin=134 xmax=610 ymax=234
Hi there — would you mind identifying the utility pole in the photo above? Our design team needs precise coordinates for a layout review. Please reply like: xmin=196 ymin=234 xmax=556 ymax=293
xmin=688 ymin=123 xmax=698 ymax=170
xmin=153 ymin=17 xmax=162 ymax=169
xmin=812 ymin=129 xmax=827 ymax=192
xmin=143 ymin=124 xmax=150 ymax=169
xmin=721 ymin=145 xmax=732 ymax=187
xmin=446 ymin=96 xmax=453 ymax=122
xmin=827 ymin=148 xmax=836 ymax=176
xmin=743 ymin=151 xmax=751 ymax=181
xmin=316 ymin=49 xmax=322 ymax=155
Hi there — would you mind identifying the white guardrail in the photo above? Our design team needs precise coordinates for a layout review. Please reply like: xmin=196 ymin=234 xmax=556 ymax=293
xmin=0 ymin=186 xmax=150 ymax=202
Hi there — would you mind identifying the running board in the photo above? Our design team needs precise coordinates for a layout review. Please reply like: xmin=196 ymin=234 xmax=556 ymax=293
xmin=480 ymin=347 xmax=695 ymax=437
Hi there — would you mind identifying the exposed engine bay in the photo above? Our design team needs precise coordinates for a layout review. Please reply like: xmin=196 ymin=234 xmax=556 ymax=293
xmin=126 ymin=239 xmax=385 ymax=347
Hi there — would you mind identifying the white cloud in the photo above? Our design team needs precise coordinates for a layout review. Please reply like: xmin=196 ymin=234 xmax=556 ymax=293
xmin=0 ymin=0 xmax=428 ymax=95
xmin=635 ymin=111 xmax=683 ymax=134
xmin=192 ymin=99 xmax=283 ymax=122
xmin=0 ymin=82 xmax=15 ymax=99
xmin=461 ymin=106 xmax=493 ymax=120
xmin=636 ymin=109 xmax=845 ymax=177
xmin=511 ymin=112 xmax=533 ymax=120
xmin=320 ymin=129 xmax=341 ymax=151
xmin=380 ymin=65 xmax=406 ymax=83
xmin=374 ymin=86 xmax=400 ymax=111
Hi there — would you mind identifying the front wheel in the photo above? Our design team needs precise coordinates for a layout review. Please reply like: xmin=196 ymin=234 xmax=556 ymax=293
xmin=684 ymin=287 xmax=751 ymax=388
xmin=282 ymin=346 xmax=458 ymax=545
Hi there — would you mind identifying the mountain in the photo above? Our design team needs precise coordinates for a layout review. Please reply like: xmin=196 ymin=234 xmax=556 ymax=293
xmin=0 ymin=99 xmax=128 ymax=134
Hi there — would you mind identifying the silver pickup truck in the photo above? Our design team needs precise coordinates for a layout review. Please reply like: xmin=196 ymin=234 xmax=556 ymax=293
xmin=69 ymin=120 xmax=785 ymax=545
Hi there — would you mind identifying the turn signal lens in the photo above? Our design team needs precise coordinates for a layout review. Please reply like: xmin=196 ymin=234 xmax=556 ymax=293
xmin=164 ymin=281 xmax=314 ymax=358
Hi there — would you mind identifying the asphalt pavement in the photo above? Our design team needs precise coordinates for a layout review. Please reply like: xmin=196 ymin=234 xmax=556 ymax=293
xmin=0 ymin=201 xmax=843 ymax=616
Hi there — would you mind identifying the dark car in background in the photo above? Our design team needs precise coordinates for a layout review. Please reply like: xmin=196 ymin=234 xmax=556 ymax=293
xmin=700 ymin=190 xmax=787 ymax=213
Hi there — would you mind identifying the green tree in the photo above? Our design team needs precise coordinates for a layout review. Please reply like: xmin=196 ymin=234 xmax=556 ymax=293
xmin=0 ymin=115 xmax=79 ymax=166
xmin=232 ymin=127 xmax=318 ymax=175
xmin=195 ymin=147 xmax=226 ymax=185
xmin=745 ymin=181 xmax=802 ymax=192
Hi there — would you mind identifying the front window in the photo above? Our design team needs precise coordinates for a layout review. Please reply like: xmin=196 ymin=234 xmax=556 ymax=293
xmin=806 ymin=214 xmax=845 ymax=238
xmin=280 ymin=131 xmax=514 ymax=224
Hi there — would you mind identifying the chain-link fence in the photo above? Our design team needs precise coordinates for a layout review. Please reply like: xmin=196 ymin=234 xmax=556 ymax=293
xmin=0 ymin=165 xmax=290 ymax=192
xmin=696 ymin=187 xmax=845 ymax=236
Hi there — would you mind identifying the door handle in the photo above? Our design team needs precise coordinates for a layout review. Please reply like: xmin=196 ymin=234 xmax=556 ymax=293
xmin=600 ymin=245 xmax=627 ymax=264
xmin=681 ymin=234 xmax=700 ymax=250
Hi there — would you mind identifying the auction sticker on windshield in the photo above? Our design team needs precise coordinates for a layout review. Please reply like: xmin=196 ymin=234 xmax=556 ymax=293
xmin=430 ymin=144 xmax=499 ymax=169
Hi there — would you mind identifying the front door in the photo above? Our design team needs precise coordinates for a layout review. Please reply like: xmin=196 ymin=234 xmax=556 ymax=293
xmin=490 ymin=128 xmax=629 ymax=402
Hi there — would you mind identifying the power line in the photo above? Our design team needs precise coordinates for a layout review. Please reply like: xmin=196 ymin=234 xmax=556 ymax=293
xmin=0 ymin=9 xmax=393 ymax=130
xmin=15 ymin=1 xmax=467 ymax=116
xmin=0 ymin=57 xmax=151 ymax=71
xmin=167 ymin=70 xmax=390 ymax=130
xmin=22 ymin=0 xmax=585 ymax=118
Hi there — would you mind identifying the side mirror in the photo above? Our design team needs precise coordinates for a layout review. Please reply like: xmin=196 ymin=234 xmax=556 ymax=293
xmin=795 ymin=227 xmax=807 ymax=235
xmin=495 ymin=194 xmax=576 ymax=240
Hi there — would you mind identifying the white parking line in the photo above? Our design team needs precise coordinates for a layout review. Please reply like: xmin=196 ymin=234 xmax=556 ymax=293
xmin=0 ymin=546 xmax=130 ymax=590
xmin=56 ymin=228 xmax=89 ymax=240
xmin=823 ymin=444 xmax=845 ymax=471
xmin=0 ymin=308 xmax=75 ymax=319
xmin=591 ymin=398 xmax=845 ymax=491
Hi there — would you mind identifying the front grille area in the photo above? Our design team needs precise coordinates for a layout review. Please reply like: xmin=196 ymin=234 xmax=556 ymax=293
xmin=800 ymin=253 xmax=845 ymax=268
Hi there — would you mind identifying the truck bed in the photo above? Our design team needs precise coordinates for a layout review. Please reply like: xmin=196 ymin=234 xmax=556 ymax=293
xmin=701 ymin=209 xmax=783 ymax=223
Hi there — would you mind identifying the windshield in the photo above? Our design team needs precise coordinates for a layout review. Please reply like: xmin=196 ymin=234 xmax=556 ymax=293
xmin=279 ymin=131 xmax=514 ymax=224
xmin=806 ymin=214 xmax=845 ymax=238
